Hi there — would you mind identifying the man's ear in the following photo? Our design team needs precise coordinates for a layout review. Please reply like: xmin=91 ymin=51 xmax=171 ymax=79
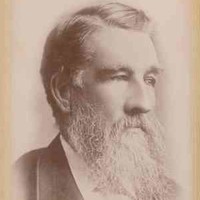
xmin=50 ymin=69 xmax=70 ymax=113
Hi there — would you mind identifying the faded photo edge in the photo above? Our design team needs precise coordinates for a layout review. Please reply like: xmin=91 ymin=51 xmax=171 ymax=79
xmin=192 ymin=0 xmax=200 ymax=199
xmin=0 ymin=0 xmax=11 ymax=199
xmin=0 ymin=0 xmax=199 ymax=199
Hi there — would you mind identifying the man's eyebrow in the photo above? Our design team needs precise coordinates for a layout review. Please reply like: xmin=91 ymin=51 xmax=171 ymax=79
xmin=94 ymin=66 xmax=132 ymax=80
xmin=96 ymin=66 xmax=132 ymax=75
xmin=145 ymin=66 xmax=164 ymax=75
xmin=94 ymin=65 xmax=163 ymax=80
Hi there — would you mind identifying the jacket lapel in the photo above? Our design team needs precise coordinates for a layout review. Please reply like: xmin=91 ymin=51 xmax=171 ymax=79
xmin=37 ymin=135 xmax=84 ymax=200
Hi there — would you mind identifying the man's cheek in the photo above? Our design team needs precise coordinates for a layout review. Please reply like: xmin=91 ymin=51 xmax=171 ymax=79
xmin=91 ymin=87 xmax=127 ymax=122
xmin=147 ymin=88 xmax=156 ymax=109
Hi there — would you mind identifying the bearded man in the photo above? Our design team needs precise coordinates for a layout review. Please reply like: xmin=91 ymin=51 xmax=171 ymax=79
xmin=14 ymin=2 xmax=178 ymax=200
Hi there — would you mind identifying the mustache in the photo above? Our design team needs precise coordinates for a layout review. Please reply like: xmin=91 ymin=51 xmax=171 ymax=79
xmin=112 ymin=114 xmax=154 ymax=135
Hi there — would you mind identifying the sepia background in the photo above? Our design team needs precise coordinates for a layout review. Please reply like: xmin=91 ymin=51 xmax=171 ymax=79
xmin=9 ymin=0 xmax=192 ymax=199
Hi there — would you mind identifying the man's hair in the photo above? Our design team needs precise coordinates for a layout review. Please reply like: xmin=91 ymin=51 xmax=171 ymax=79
xmin=40 ymin=2 xmax=155 ymax=124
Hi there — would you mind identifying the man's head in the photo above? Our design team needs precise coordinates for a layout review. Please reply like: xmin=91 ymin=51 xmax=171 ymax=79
xmin=40 ymin=2 xmax=177 ymax=199
xmin=40 ymin=2 xmax=158 ymax=124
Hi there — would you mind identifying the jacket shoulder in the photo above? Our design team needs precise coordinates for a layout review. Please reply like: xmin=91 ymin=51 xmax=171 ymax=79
xmin=15 ymin=148 xmax=45 ymax=172
xmin=13 ymin=148 xmax=46 ymax=200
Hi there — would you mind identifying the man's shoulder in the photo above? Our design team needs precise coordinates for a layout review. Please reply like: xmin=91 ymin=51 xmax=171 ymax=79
xmin=13 ymin=148 xmax=47 ymax=200
xmin=14 ymin=148 xmax=46 ymax=174
xmin=13 ymin=135 xmax=84 ymax=200
xmin=14 ymin=135 xmax=61 ymax=172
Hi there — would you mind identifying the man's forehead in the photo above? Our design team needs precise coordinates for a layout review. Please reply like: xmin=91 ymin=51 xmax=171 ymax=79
xmin=89 ymin=27 xmax=151 ymax=49
xmin=84 ymin=27 xmax=160 ymax=73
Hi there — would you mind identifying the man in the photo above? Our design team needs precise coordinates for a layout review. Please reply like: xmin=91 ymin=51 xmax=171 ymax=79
xmin=14 ymin=2 xmax=178 ymax=200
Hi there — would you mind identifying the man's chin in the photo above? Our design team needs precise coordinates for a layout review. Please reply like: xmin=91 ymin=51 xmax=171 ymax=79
xmin=119 ymin=127 xmax=146 ymax=148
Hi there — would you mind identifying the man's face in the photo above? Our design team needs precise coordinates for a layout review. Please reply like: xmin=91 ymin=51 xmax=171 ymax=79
xmin=81 ymin=27 xmax=161 ymax=123
xmin=64 ymin=27 xmax=177 ymax=199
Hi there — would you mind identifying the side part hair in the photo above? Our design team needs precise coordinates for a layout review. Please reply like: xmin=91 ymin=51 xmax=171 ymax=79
xmin=40 ymin=2 xmax=154 ymax=124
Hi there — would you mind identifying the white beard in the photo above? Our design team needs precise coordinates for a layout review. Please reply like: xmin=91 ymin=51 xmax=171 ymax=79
xmin=62 ymin=95 xmax=178 ymax=200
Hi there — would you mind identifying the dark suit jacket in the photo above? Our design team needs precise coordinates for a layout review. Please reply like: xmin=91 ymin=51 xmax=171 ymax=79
xmin=14 ymin=135 xmax=84 ymax=200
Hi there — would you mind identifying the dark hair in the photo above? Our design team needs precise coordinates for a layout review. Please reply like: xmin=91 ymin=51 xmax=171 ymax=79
xmin=40 ymin=2 xmax=154 ymax=123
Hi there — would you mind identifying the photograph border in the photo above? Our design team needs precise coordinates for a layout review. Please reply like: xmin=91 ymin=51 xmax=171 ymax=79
xmin=0 ymin=0 xmax=199 ymax=199
xmin=0 ymin=0 xmax=11 ymax=199
xmin=192 ymin=0 xmax=200 ymax=199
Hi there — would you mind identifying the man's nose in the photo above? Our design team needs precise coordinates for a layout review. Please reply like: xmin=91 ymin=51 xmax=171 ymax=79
xmin=124 ymin=81 xmax=153 ymax=116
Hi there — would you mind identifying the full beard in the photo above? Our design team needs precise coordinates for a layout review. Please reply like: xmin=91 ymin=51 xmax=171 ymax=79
xmin=61 ymin=95 xmax=178 ymax=200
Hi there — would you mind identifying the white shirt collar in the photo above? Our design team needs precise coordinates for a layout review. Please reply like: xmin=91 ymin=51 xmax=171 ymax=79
xmin=60 ymin=135 xmax=103 ymax=200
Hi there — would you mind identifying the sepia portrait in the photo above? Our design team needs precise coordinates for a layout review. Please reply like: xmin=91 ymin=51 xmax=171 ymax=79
xmin=11 ymin=0 xmax=192 ymax=200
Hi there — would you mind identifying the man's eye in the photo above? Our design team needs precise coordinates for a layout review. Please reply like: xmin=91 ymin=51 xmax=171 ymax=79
xmin=144 ymin=76 xmax=156 ymax=87
xmin=111 ymin=74 xmax=129 ymax=81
